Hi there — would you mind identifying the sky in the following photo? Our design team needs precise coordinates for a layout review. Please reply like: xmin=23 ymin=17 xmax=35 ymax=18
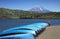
xmin=0 ymin=0 xmax=60 ymax=12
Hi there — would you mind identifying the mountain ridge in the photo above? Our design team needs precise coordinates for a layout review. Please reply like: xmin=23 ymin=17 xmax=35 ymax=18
xmin=0 ymin=8 xmax=60 ymax=18
xmin=29 ymin=7 xmax=51 ymax=13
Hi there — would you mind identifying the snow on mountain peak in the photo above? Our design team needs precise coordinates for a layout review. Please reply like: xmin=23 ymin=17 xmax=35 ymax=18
xmin=30 ymin=6 xmax=50 ymax=13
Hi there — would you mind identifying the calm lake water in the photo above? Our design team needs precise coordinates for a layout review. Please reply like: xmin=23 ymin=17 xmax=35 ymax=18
xmin=0 ymin=18 xmax=60 ymax=31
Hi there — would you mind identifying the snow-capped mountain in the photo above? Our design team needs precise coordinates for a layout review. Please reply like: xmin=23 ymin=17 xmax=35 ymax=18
xmin=30 ymin=7 xmax=50 ymax=13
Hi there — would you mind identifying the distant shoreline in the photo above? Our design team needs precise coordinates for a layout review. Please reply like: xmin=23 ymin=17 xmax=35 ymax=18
xmin=0 ymin=18 xmax=60 ymax=19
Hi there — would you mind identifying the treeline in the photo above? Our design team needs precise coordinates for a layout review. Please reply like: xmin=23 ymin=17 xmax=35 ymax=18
xmin=0 ymin=8 xmax=60 ymax=19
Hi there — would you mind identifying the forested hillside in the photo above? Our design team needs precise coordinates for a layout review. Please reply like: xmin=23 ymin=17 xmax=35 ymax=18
xmin=0 ymin=8 xmax=60 ymax=18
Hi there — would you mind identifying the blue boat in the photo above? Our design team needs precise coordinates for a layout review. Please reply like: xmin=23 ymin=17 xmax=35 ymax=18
xmin=0 ymin=22 xmax=49 ymax=39
xmin=2 ymin=29 xmax=37 ymax=36
xmin=0 ymin=34 xmax=35 ymax=39
xmin=3 ymin=22 xmax=48 ymax=33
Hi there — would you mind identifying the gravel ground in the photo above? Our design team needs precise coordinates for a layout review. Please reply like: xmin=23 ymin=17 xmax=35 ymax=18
xmin=36 ymin=26 xmax=60 ymax=39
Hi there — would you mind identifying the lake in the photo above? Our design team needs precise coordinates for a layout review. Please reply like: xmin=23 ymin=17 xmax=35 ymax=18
xmin=0 ymin=18 xmax=60 ymax=32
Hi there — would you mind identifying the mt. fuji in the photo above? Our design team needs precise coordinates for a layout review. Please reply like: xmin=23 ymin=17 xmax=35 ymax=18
xmin=30 ymin=7 xmax=51 ymax=13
